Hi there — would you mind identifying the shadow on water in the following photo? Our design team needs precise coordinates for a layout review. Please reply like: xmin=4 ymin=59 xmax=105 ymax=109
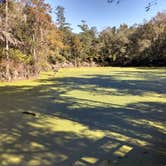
xmin=0 ymin=68 xmax=166 ymax=166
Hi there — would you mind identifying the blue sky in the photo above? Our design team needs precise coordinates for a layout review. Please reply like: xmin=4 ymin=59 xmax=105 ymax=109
xmin=46 ymin=0 xmax=166 ymax=32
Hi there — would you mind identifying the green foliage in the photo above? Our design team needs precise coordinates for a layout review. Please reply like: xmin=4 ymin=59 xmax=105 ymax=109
xmin=98 ymin=13 xmax=166 ymax=66
xmin=9 ymin=48 xmax=33 ymax=64
xmin=0 ymin=0 xmax=166 ymax=80
xmin=48 ymin=54 xmax=66 ymax=64
xmin=56 ymin=6 xmax=66 ymax=29
xmin=0 ymin=47 xmax=6 ymax=59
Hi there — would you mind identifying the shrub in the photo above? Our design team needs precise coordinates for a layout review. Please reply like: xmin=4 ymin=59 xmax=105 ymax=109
xmin=9 ymin=49 xmax=33 ymax=64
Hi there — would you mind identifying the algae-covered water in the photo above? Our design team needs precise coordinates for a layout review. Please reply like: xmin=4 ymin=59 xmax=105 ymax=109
xmin=0 ymin=67 xmax=166 ymax=166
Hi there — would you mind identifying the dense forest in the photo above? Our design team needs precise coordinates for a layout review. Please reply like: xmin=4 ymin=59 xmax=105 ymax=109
xmin=0 ymin=0 xmax=166 ymax=81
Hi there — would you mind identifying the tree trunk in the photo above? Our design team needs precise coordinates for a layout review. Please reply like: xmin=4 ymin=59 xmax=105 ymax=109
xmin=5 ymin=0 xmax=11 ymax=81
xmin=32 ymin=33 xmax=39 ymax=76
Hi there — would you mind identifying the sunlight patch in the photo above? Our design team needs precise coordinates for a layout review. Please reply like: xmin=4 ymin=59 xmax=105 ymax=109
xmin=0 ymin=134 xmax=17 ymax=145
xmin=81 ymin=156 xmax=99 ymax=164
xmin=30 ymin=142 xmax=45 ymax=150
xmin=114 ymin=145 xmax=133 ymax=157
xmin=130 ymin=119 xmax=166 ymax=134
xmin=1 ymin=154 xmax=23 ymax=165
xmin=28 ymin=115 xmax=150 ymax=147
xmin=28 ymin=116 xmax=105 ymax=140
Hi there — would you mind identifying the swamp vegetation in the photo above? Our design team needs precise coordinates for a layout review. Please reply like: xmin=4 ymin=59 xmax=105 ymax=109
xmin=0 ymin=67 xmax=166 ymax=165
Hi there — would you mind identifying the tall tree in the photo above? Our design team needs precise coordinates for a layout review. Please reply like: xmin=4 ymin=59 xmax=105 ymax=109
xmin=5 ymin=0 xmax=10 ymax=80
xmin=55 ymin=6 xmax=70 ymax=30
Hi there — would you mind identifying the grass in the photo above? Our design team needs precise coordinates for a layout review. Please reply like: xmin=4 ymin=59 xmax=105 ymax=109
xmin=0 ymin=67 xmax=166 ymax=166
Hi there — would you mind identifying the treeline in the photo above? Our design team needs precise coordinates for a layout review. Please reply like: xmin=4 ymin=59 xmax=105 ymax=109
xmin=0 ymin=0 xmax=166 ymax=80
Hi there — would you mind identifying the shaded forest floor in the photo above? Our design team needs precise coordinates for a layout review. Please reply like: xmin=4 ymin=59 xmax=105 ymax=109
xmin=0 ymin=67 xmax=166 ymax=166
